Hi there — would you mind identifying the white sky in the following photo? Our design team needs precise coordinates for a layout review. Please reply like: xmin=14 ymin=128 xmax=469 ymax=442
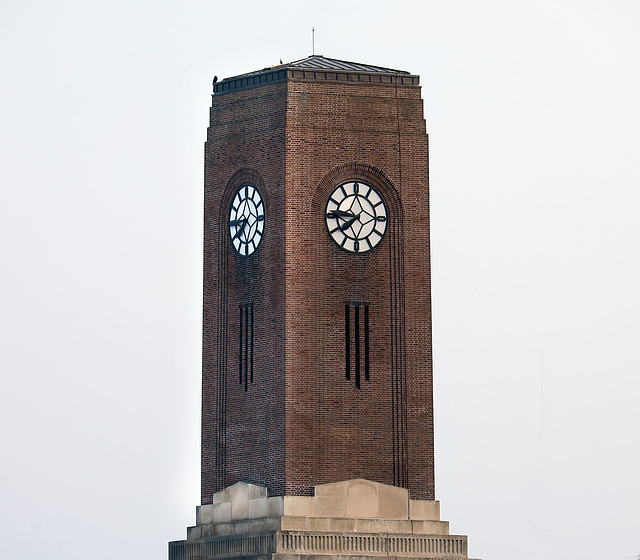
xmin=1 ymin=2 xmax=639 ymax=559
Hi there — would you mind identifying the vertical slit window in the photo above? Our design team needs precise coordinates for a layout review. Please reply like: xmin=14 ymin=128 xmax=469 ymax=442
xmin=239 ymin=306 xmax=244 ymax=385
xmin=345 ymin=303 xmax=371 ymax=388
xmin=345 ymin=304 xmax=351 ymax=380
xmin=364 ymin=305 xmax=370 ymax=381
xmin=244 ymin=305 xmax=249 ymax=391
xmin=239 ymin=303 xmax=255 ymax=391
xmin=250 ymin=305 xmax=254 ymax=383
xmin=354 ymin=304 xmax=360 ymax=388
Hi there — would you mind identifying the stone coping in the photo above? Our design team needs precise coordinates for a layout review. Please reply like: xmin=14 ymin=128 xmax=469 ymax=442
xmin=190 ymin=515 xmax=450 ymax=540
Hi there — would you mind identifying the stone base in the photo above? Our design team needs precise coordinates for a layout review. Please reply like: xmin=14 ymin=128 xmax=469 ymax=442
xmin=169 ymin=480 xmax=478 ymax=560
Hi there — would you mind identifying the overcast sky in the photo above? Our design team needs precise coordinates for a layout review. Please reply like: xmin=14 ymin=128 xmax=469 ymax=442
xmin=1 ymin=2 xmax=639 ymax=560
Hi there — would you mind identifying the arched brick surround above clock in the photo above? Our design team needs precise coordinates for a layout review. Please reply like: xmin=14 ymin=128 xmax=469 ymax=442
xmin=312 ymin=162 xmax=403 ymax=217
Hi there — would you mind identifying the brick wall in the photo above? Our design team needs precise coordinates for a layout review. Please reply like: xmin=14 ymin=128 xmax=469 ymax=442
xmin=202 ymin=72 xmax=433 ymax=503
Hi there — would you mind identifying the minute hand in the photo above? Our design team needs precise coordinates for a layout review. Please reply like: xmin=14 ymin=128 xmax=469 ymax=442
xmin=327 ymin=209 xmax=356 ymax=219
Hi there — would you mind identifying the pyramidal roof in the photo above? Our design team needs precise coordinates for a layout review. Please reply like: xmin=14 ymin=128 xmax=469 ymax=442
xmin=214 ymin=55 xmax=419 ymax=95
xmin=284 ymin=55 xmax=411 ymax=74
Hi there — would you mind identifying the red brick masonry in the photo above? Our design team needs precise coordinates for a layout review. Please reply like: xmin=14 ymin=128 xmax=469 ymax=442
xmin=202 ymin=66 xmax=433 ymax=503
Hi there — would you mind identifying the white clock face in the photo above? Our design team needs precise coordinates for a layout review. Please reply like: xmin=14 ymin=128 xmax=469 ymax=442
xmin=325 ymin=181 xmax=388 ymax=253
xmin=228 ymin=185 xmax=264 ymax=256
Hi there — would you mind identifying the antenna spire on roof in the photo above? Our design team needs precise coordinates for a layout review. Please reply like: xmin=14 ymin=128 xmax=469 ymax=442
xmin=312 ymin=27 xmax=315 ymax=56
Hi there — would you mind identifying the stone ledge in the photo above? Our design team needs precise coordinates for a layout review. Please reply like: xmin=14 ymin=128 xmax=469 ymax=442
xmin=191 ymin=516 xmax=450 ymax=538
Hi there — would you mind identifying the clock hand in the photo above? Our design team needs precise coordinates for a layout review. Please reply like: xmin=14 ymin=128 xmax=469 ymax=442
xmin=340 ymin=216 xmax=358 ymax=231
xmin=229 ymin=218 xmax=245 ymax=227
xmin=328 ymin=209 xmax=356 ymax=220
xmin=231 ymin=218 xmax=247 ymax=239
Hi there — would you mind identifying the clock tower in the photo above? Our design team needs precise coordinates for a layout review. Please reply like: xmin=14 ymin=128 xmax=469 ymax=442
xmin=170 ymin=56 xmax=478 ymax=560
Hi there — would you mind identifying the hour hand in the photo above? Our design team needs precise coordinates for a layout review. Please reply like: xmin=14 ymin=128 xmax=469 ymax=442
xmin=340 ymin=216 xmax=358 ymax=231
xmin=229 ymin=218 xmax=246 ymax=239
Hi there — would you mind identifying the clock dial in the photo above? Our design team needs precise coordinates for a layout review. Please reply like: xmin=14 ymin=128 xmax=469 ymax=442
xmin=229 ymin=185 xmax=264 ymax=256
xmin=325 ymin=181 xmax=387 ymax=253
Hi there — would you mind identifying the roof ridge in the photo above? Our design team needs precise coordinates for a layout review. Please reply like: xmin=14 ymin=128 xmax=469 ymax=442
xmin=285 ymin=55 xmax=410 ymax=75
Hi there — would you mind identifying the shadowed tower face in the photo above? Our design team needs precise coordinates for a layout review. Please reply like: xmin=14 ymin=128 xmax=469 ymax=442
xmin=202 ymin=56 xmax=433 ymax=502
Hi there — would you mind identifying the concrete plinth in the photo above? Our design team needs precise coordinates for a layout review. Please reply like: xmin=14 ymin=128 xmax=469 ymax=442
xmin=169 ymin=480 xmax=478 ymax=560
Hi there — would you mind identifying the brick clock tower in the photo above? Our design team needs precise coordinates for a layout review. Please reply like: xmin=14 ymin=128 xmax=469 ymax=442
xmin=170 ymin=56 xmax=478 ymax=560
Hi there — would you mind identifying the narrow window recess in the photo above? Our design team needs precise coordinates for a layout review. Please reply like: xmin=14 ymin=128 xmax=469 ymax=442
xmin=239 ymin=303 xmax=254 ymax=391
xmin=345 ymin=301 xmax=371 ymax=388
